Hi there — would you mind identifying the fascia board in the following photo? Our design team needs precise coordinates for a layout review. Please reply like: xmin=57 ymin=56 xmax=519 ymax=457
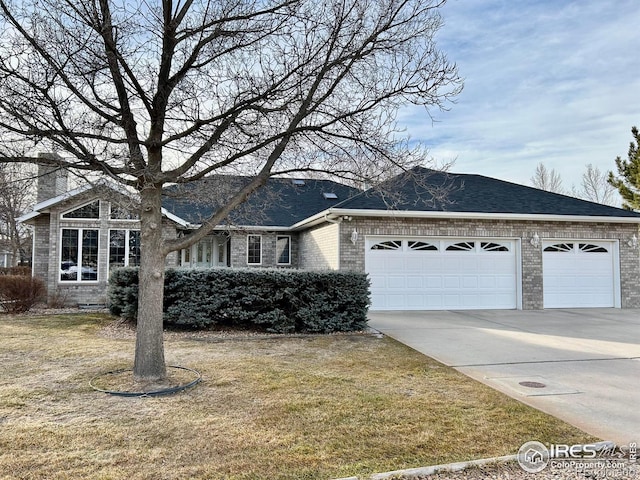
xmin=160 ymin=208 xmax=192 ymax=228
xmin=177 ymin=223 xmax=292 ymax=232
xmin=292 ymin=208 xmax=640 ymax=229
xmin=17 ymin=211 xmax=41 ymax=223
xmin=29 ymin=184 xmax=94 ymax=212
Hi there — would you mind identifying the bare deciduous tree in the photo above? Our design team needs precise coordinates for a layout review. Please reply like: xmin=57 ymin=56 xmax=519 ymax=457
xmin=530 ymin=162 xmax=565 ymax=194
xmin=571 ymin=163 xmax=617 ymax=206
xmin=0 ymin=0 xmax=461 ymax=380
xmin=0 ymin=163 xmax=33 ymax=266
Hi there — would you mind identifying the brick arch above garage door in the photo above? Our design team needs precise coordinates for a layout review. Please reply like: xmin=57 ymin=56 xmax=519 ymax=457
xmin=365 ymin=237 xmax=519 ymax=311
xmin=542 ymin=240 xmax=620 ymax=308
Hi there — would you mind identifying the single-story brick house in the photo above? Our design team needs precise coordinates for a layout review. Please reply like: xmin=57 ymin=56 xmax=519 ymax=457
xmin=19 ymin=164 xmax=640 ymax=310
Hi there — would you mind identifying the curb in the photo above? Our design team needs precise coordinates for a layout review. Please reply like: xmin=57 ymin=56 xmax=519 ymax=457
xmin=331 ymin=454 xmax=517 ymax=480
xmin=331 ymin=441 xmax=618 ymax=480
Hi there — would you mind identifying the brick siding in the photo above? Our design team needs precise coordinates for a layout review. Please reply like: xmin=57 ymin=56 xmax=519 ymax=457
xmin=229 ymin=231 xmax=299 ymax=268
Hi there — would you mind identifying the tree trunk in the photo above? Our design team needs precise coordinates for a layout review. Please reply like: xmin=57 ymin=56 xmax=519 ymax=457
xmin=133 ymin=185 xmax=167 ymax=381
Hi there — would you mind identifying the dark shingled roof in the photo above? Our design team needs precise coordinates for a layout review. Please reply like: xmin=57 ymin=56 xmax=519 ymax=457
xmin=333 ymin=167 xmax=640 ymax=218
xmin=162 ymin=176 xmax=360 ymax=227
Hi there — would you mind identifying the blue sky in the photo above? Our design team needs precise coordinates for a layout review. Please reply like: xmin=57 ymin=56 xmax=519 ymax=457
xmin=398 ymin=0 xmax=640 ymax=187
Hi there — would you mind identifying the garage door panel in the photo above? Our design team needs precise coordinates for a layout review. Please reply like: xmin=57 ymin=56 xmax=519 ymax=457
xmin=366 ymin=237 xmax=517 ymax=310
xmin=461 ymin=276 xmax=478 ymax=289
xmin=386 ymin=275 xmax=406 ymax=289
xmin=543 ymin=240 xmax=616 ymax=308
xmin=443 ymin=276 xmax=461 ymax=289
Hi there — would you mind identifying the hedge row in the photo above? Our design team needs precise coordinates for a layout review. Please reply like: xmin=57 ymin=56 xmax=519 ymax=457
xmin=108 ymin=267 xmax=370 ymax=333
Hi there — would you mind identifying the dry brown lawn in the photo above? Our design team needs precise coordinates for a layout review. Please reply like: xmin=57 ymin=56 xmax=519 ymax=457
xmin=0 ymin=313 xmax=595 ymax=479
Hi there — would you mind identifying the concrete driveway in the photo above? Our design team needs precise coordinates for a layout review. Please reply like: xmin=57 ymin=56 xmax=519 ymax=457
xmin=368 ymin=309 xmax=640 ymax=445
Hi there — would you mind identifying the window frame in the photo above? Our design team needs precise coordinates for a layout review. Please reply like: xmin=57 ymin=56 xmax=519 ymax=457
xmin=247 ymin=234 xmax=262 ymax=265
xmin=276 ymin=235 xmax=291 ymax=265
xmin=61 ymin=200 xmax=101 ymax=220
xmin=108 ymin=229 xmax=141 ymax=274
xmin=59 ymin=227 xmax=100 ymax=283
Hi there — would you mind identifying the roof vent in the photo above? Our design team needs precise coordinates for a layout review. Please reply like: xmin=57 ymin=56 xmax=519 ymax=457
xmin=322 ymin=192 xmax=338 ymax=199
xmin=292 ymin=179 xmax=306 ymax=186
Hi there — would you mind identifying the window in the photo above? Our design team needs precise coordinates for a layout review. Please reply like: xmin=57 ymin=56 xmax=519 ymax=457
xmin=109 ymin=230 xmax=141 ymax=271
xmin=61 ymin=200 xmax=100 ymax=219
xmin=481 ymin=242 xmax=509 ymax=252
xmin=276 ymin=236 xmax=291 ymax=265
xmin=60 ymin=228 xmax=99 ymax=281
xmin=446 ymin=241 xmax=475 ymax=251
xmin=579 ymin=243 xmax=608 ymax=253
xmin=408 ymin=241 xmax=438 ymax=251
xmin=247 ymin=235 xmax=262 ymax=265
xmin=544 ymin=243 xmax=573 ymax=252
xmin=371 ymin=240 xmax=402 ymax=250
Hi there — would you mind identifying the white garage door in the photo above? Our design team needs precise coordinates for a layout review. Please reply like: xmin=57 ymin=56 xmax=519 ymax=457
xmin=366 ymin=237 xmax=518 ymax=311
xmin=543 ymin=241 xmax=617 ymax=308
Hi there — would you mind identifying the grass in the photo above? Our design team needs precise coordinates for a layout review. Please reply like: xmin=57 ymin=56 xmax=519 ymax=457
xmin=0 ymin=313 xmax=596 ymax=479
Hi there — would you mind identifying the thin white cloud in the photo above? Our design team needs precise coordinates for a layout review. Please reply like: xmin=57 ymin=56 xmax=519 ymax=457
xmin=401 ymin=0 xmax=640 ymax=187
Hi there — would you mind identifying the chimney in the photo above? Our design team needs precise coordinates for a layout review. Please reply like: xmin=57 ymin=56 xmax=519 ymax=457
xmin=37 ymin=153 xmax=68 ymax=203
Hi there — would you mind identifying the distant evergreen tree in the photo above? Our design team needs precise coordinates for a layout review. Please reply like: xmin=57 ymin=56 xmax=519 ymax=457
xmin=608 ymin=126 xmax=640 ymax=211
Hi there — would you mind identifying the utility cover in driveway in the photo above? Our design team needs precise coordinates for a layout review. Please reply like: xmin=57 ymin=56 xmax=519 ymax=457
xmin=366 ymin=237 xmax=518 ymax=310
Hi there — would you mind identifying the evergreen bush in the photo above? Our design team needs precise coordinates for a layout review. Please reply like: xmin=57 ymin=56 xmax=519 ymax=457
xmin=108 ymin=267 xmax=370 ymax=333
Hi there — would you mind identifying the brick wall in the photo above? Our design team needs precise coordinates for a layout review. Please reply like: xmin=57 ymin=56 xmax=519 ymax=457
xmin=229 ymin=231 xmax=299 ymax=268
xmin=339 ymin=216 xmax=640 ymax=309
xmin=36 ymin=157 xmax=68 ymax=203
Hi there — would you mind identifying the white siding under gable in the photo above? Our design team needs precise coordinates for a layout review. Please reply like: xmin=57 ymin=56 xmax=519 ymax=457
xmin=299 ymin=222 xmax=340 ymax=270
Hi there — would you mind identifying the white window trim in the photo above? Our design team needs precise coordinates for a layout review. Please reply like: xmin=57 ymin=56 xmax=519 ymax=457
xmin=107 ymin=229 xmax=140 ymax=275
xmin=60 ymin=199 xmax=101 ymax=221
xmin=247 ymin=234 xmax=262 ymax=265
xmin=276 ymin=235 xmax=292 ymax=265
xmin=59 ymin=227 xmax=100 ymax=283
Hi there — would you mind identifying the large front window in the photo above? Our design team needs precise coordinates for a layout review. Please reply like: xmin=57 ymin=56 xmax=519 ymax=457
xmin=109 ymin=230 xmax=141 ymax=271
xmin=60 ymin=228 xmax=99 ymax=281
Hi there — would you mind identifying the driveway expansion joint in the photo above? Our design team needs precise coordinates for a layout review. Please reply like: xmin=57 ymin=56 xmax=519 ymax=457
xmin=451 ymin=356 xmax=638 ymax=368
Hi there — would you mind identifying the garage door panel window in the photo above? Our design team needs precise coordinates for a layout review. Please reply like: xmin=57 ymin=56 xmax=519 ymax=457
xmin=579 ymin=243 xmax=608 ymax=253
xmin=408 ymin=241 xmax=438 ymax=251
xmin=446 ymin=241 xmax=475 ymax=251
xmin=544 ymin=243 xmax=574 ymax=252
xmin=371 ymin=240 xmax=402 ymax=250
xmin=481 ymin=241 xmax=510 ymax=252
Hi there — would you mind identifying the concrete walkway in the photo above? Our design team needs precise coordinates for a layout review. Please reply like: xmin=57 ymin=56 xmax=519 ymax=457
xmin=368 ymin=309 xmax=640 ymax=445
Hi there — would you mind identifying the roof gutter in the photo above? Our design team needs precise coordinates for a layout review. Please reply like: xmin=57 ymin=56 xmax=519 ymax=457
xmin=291 ymin=207 xmax=640 ymax=230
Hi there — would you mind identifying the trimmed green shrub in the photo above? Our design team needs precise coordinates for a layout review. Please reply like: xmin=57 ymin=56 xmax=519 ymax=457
xmin=108 ymin=267 xmax=370 ymax=333
xmin=0 ymin=275 xmax=46 ymax=313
